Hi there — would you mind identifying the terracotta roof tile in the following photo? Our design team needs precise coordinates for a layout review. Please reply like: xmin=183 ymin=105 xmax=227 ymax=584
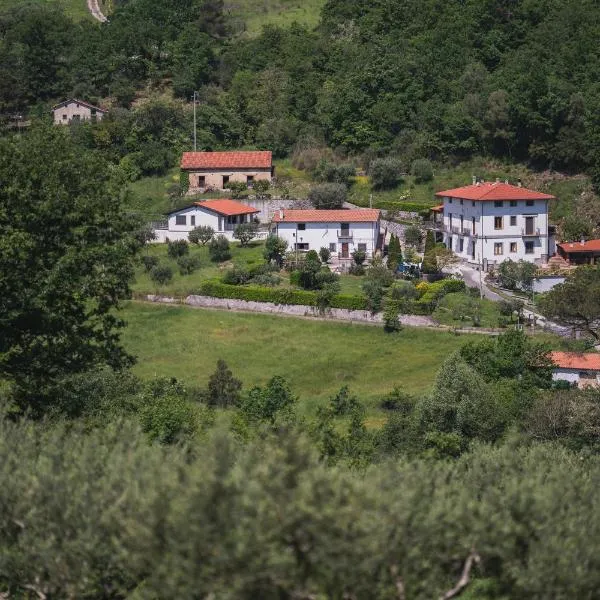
xmin=181 ymin=151 xmax=272 ymax=170
xmin=435 ymin=182 xmax=554 ymax=202
xmin=551 ymin=351 xmax=600 ymax=371
xmin=557 ymin=239 xmax=600 ymax=253
xmin=193 ymin=199 xmax=259 ymax=216
xmin=272 ymin=209 xmax=380 ymax=223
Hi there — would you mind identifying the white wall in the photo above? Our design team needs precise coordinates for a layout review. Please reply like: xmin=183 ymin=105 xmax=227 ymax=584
xmin=275 ymin=221 xmax=379 ymax=257
xmin=552 ymin=369 xmax=580 ymax=385
xmin=441 ymin=198 xmax=550 ymax=267
xmin=187 ymin=169 xmax=272 ymax=190
xmin=53 ymin=102 xmax=104 ymax=125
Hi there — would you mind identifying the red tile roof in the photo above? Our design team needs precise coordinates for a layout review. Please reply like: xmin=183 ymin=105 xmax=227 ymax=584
xmin=557 ymin=239 xmax=600 ymax=253
xmin=272 ymin=209 xmax=380 ymax=223
xmin=181 ymin=151 xmax=272 ymax=170
xmin=435 ymin=182 xmax=554 ymax=201
xmin=194 ymin=199 xmax=259 ymax=216
xmin=430 ymin=204 xmax=444 ymax=213
xmin=551 ymin=351 xmax=600 ymax=371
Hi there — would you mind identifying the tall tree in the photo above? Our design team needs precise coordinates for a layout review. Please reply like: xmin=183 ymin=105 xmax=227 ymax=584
xmin=0 ymin=124 xmax=140 ymax=413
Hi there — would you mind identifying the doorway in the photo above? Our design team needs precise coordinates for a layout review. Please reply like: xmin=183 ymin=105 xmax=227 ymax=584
xmin=341 ymin=243 xmax=349 ymax=258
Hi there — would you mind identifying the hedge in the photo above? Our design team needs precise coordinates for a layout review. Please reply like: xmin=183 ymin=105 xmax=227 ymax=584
xmin=198 ymin=280 xmax=368 ymax=311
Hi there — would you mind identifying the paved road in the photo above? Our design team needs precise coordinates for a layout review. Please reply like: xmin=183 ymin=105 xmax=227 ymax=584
xmin=87 ymin=0 xmax=108 ymax=22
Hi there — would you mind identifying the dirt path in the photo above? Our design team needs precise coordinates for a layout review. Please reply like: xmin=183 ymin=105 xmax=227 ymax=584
xmin=87 ymin=0 xmax=108 ymax=22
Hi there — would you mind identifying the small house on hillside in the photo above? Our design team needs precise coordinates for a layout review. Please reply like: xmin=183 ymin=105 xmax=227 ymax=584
xmin=557 ymin=239 xmax=600 ymax=265
xmin=434 ymin=180 xmax=555 ymax=269
xmin=551 ymin=351 xmax=600 ymax=388
xmin=272 ymin=209 xmax=381 ymax=259
xmin=52 ymin=99 xmax=106 ymax=125
xmin=181 ymin=151 xmax=273 ymax=192
xmin=154 ymin=199 xmax=260 ymax=243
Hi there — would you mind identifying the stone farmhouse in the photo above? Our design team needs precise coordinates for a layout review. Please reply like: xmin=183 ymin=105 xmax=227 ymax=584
xmin=154 ymin=199 xmax=260 ymax=243
xmin=272 ymin=209 xmax=381 ymax=259
xmin=181 ymin=151 xmax=273 ymax=193
xmin=551 ymin=351 xmax=600 ymax=388
xmin=52 ymin=99 xmax=106 ymax=125
xmin=434 ymin=180 xmax=555 ymax=269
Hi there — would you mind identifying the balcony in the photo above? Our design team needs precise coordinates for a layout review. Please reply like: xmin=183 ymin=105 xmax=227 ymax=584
xmin=461 ymin=228 xmax=474 ymax=237
xmin=451 ymin=225 xmax=461 ymax=234
xmin=522 ymin=227 xmax=541 ymax=236
xmin=337 ymin=229 xmax=353 ymax=241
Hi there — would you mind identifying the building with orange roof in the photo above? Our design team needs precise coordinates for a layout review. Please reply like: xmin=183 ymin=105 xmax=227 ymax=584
xmin=180 ymin=151 xmax=273 ymax=192
xmin=272 ymin=208 xmax=381 ymax=259
xmin=434 ymin=178 xmax=555 ymax=269
xmin=556 ymin=239 xmax=600 ymax=265
xmin=550 ymin=351 xmax=600 ymax=388
xmin=154 ymin=199 xmax=261 ymax=243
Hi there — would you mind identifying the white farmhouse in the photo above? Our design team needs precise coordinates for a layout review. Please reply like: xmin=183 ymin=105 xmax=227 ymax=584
xmin=272 ymin=209 xmax=381 ymax=259
xmin=52 ymin=99 xmax=106 ymax=125
xmin=154 ymin=199 xmax=260 ymax=243
xmin=435 ymin=180 xmax=555 ymax=269
xmin=551 ymin=351 xmax=600 ymax=388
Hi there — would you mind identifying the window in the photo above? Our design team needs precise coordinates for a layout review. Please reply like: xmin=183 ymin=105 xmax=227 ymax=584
xmin=510 ymin=242 xmax=517 ymax=253
xmin=329 ymin=243 xmax=336 ymax=252
xmin=246 ymin=175 xmax=254 ymax=183
xmin=448 ymin=198 xmax=453 ymax=204
xmin=472 ymin=201 xmax=476 ymax=207
xmin=510 ymin=200 xmax=517 ymax=207
xmin=295 ymin=243 xmax=309 ymax=250
xmin=460 ymin=199 xmax=463 ymax=205
xmin=340 ymin=222 xmax=350 ymax=233
xmin=222 ymin=175 xmax=230 ymax=186
xmin=494 ymin=200 xmax=503 ymax=207
xmin=198 ymin=175 xmax=205 ymax=187
xmin=524 ymin=216 xmax=535 ymax=235
xmin=494 ymin=216 xmax=503 ymax=230
xmin=510 ymin=216 xmax=517 ymax=226
xmin=91 ymin=109 xmax=96 ymax=115
xmin=494 ymin=243 xmax=503 ymax=256
xmin=62 ymin=114 xmax=67 ymax=120
xmin=297 ymin=223 xmax=306 ymax=231
xmin=175 ymin=215 xmax=186 ymax=225
xmin=191 ymin=216 xmax=195 ymax=226
xmin=525 ymin=241 xmax=534 ymax=254
xmin=459 ymin=238 xmax=464 ymax=252
xmin=472 ymin=217 xmax=476 ymax=235
xmin=449 ymin=213 xmax=453 ymax=227
xmin=358 ymin=243 xmax=367 ymax=252
xmin=526 ymin=200 xmax=534 ymax=206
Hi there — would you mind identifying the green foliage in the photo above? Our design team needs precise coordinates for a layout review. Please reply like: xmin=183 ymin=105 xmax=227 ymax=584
xmin=209 ymin=234 xmax=231 ymax=262
xmin=241 ymin=375 xmax=297 ymax=423
xmin=382 ymin=298 xmax=402 ymax=332
xmin=496 ymin=259 xmax=538 ymax=292
xmin=308 ymin=182 xmax=347 ymax=209
xmin=404 ymin=225 xmax=423 ymax=248
xmin=189 ymin=225 xmax=215 ymax=246
xmin=369 ymin=157 xmax=403 ymax=190
xmin=207 ymin=359 xmax=242 ymax=408
xmin=252 ymin=179 xmax=271 ymax=199
xmin=233 ymin=222 xmax=259 ymax=246
xmin=0 ymin=124 xmax=138 ymax=411
xmin=561 ymin=214 xmax=593 ymax=242
xmin=222 ymin=266 xmax=251 ymax=285
xmin=411 ymin=159 xmax=434 ymax=183
xmin=177 ymin=254 xmax=201 ymax=275
xmin=421 ymin=230 xmax=438 ymax=274
xmin=263 ymin=234 xmax=288 ymax=266
xmin=150 ymin=264 xmax=174 ymax=286
xmin=539 ymin=265 xmax=600 ymax=341
xmin=328 ymin=385 xmax=361 ymax=416
xmin=352 ymin=249 xmax=367 ymax=265
xmin=224 ymin=180 xmax=249 ymax=199
xmin=142 ymin=255 xmax=160 ymax=272
xmin=167 ymin=239 xmax=189 ymax=259
xmin=387 ymin=233 xmax=402 ymax=271
xmin=140 ymin=392 xmax=197 ymax=444
xmin=179 ymin=169 xmax=190 ymax=195
xmin=319 ymin=246 xmax=331 ymax=263
xmin=313 ymin=160 xmax=355 ymax=186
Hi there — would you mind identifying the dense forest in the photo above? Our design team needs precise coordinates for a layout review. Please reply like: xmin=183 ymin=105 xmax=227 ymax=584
xmin=2 ymin=0 xmax=600 ymax=184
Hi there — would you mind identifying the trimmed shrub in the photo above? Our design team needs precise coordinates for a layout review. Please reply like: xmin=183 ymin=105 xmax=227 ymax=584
xmin=222 ymin=267 xmax=251 ymax=285
xmin=177 ymin=255 xmax=201 ymax=275
xmin=209 ymin=235 xmax=231 ymax=262
xmin=142 ymin=255 xmax=159 ymax=272
xmin=411 ymin=159 xmax=434 ymax=183
xmin=189 ymin=225 xmax=214 ymax=246
xmin=150 ymin=264 xmax=173 ymax=286
xmin=308 ymin=183 xmax=347 ymax=209
xmin=369 ymin=157 xmax=403 ymax=190
xmin=319 ymin=247 xmax=331 ymax=263
xmin=252 ymin=273 xmax=281 ymax=287
xmin=167 ymin=239 xmax=189 ymax=259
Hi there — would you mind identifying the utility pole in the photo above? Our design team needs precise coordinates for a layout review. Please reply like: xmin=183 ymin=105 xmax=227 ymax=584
xmin=478 ymin=253 xmax=483 ymax=300
xmin=193 ymin=90 xmax=198 ymax=151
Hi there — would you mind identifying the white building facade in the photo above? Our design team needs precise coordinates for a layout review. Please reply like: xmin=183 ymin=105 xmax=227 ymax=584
xmin=154 ymin=199 xmax=260 ymax=243
xmin=52 ymin=99 xmax=106 ymax=125
xmin=551 ymin=352 xmax=600 ymax=389
xmin=272 ymin=209 xmax=381 ymax=259
xmin=435 ymin=181 xmax=555 ymax=269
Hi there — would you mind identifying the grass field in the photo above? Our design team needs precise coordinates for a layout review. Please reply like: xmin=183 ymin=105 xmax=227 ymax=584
xmin=0 ymin=0 xmax=91 ymax=20
xmin=121 ymin=302 xmax=468 ymax=417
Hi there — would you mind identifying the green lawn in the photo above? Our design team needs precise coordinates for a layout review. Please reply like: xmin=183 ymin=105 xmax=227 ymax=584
xmin=0 ymin=0 xmax=92 ymax=20
xmin=121 ymin=302 xmax=467 ymax=416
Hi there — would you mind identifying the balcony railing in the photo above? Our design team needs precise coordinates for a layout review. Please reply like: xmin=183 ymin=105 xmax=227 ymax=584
xmin=522 ymin=227 xmax=541 ymax=236
xmin=337 ymin=230 xmax=353 ymax=240
xmin=451 ymin=225 xmax=461 ymax=234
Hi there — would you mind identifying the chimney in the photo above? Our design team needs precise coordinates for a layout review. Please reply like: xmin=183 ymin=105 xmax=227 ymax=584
xmin=517 ymin=178 xmax=522 ymax=187
xmin=495 ymin=177 xmax=500 ymax=184
xmin=505 ymin=179 xmax=509 ymax=184
xmin=472 ymin=175 xmax=477 ymax=185
xmin=279 ymin=208 xmax=284 ymax=220
xmin=581 ymin=236 xmax=586 ymax=246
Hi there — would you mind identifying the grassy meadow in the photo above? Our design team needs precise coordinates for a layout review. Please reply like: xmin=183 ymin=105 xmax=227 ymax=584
xmin=0 ymin=0 xmax=91 ymax=20
xmin=121 ymin=302 xmax=467 ymax=420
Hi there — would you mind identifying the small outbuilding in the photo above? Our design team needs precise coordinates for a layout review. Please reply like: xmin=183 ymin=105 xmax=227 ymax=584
xmin=154 ymin=199 xmax=260 ymax=243
xmin=181 ymin=151 xmax=273 ymax=192
xmin=52 ymin=99 xmax=106 ymax=125
xmin=556 ymin=239 xmax=600 ymax=265
xmin=550 ymin=351 xmax=600 ymax=388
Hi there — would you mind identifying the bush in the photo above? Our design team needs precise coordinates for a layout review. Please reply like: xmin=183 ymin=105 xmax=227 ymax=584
xmin=252 ymin=273 xmax=281 ymax=286
xmin=177 ymin=255 xmax=201 ymax=275
xmin=167 ymin=239 xmax=189 ymax=259
xmin=139 ymin=394 xmax=196 ymax=444
xmin=411 ymin=159 xmax=434 ymax=183
xmin=349 ymin=264 xmax=365 ymax=276
xmin=379 ymin=388 xmax=415 ymax=412
xmin=233 ymin=223 xmax=259 ymax=246
xmin=150 ymin=264 xmax=173 ymax=286
xmin=142 ymin=255 xmax=159 ymax=272
xmin=222 ymin=267 xmax=251 ymax=285
xmin=383 ymin=299 xmax=402 ymax=332
xmin=313 ymin=160 xmax=355 ymax=186
xmin=329 ymin=386 xmax=361 ymax=416
xmin=389 ymin=280 xmax=419 ymax=300
xmin=209 ymin=235 xmax=231 ymax=262
xmin=369 ymin=157 xmax=403 ymax=190
xmin=189 ymin=225 xmax=214 ymax=246
xmin=206 ymin=359 xmax=242 ymax=408
xmin=264 ymin=235 xmax=288 ymax=266
xmin=308 ymin=182 xmax=347 ymax=209
xmin=404 ymin=225 xmax=423 ymax=248
xmin=319 ymin=246 xmax=331 ymax=263
xmin=224 ymin=180 xmax=248 ymax=199
xmin=352 ymin=250 xmax=367 ymax=265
